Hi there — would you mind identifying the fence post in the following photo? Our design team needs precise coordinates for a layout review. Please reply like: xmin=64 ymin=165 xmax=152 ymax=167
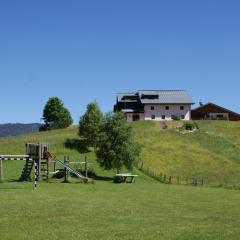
xmin=169 ymin=176 xmax=172 ymax=184
xmin=163 ymin=174 xmax=166 ymax=183
xmin=160 ymin=173 xmax=163 ymax=181
xmin=140 ymin=162 xmax=143 ymax=170
xmin=0 ymin=158 xmax=3 ymax=182
xmin=177 ymin=176 xmax=180 ymax=184
xmin=85 ymin=156 xmax=88 ymax=177
xmin=196 ymin=178 xmax=198 ymax=186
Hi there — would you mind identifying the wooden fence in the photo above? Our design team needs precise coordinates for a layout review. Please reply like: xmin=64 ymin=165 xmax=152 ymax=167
xmin=138 ymin=162 xmax=204 ymax=186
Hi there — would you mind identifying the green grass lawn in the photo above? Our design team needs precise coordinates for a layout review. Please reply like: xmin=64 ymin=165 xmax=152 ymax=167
xmin=1 ymin=122 xmax=240 ymax=239
xmin=1 ymin=180 xmax=240 ymax=240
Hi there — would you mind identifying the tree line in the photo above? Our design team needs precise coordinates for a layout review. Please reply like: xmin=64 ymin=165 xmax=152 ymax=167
xmin=41 ymin=97 xmax=140 ymax=173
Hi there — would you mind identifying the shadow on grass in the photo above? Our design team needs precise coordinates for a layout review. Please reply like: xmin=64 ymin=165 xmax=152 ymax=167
xmin=69 ymin=170 xmax=113 ymax=182
xmin=65 ymin=138 xmax=91 ymax=154
xmin=0 ymin=179 xmax=32 ymax=189
xmin=1 ymin=179 xmax=21 ymax=183
xmin=94 ymin=175 xmax=113 ymax=182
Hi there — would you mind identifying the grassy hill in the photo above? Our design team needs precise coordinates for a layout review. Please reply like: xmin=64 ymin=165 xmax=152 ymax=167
xmin=1 ymin=120 xmax=240 ymax=185
xmin=133 ymin=120 xmax=240 ymax=185
xmin=0 ymin=122 xmax=240 ymax=240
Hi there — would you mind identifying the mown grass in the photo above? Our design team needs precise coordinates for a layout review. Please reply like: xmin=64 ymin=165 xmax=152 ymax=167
xmin=0 ymin=122 xmax=240 ymax=240
xmin=132 ymin=120 xmax=240 ymax=185
xmin=1 ymin=180 xmax=240 ymax=240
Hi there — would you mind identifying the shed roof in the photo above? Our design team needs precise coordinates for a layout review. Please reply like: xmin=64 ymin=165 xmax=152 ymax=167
xmin=192 ymin=102 xmax=240 ymax=116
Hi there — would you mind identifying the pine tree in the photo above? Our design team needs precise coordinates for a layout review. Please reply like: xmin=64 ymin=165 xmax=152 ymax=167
xmin=41 ymin=97 xmax=73 ymax=130
xmin=79 ymin=102 xmax=104 ymax=149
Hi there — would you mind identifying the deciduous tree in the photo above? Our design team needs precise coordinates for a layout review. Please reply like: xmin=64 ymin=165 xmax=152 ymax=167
xmin=96 ymin=112 xmax=140 ymax=173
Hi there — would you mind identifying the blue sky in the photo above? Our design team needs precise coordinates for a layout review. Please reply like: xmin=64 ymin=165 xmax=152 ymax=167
xmin=0 ymin=0 xmax=240 ymax=123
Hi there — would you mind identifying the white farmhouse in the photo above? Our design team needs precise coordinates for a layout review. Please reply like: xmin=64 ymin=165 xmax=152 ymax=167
xmin=114 ymin=90 xmax=194 ymax=121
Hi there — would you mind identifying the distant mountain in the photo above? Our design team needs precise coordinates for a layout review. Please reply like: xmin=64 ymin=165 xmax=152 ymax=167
xmin=0 ymin=123 xmax=41 ymax=137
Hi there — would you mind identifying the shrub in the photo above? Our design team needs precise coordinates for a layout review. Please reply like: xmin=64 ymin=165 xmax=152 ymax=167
xmin=172 ymin=115 xmax=181 ymax=121
xmin=181 ymin=121 xmax=199 ymax=131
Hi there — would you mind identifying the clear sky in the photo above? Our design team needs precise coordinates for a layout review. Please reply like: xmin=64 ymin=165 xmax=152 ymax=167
xmin=0 ymin=0 xmax=240 ymax=123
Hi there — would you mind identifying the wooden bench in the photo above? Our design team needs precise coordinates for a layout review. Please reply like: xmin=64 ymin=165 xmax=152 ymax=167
xmin=114 ymin=173 xmax=138 ymax=183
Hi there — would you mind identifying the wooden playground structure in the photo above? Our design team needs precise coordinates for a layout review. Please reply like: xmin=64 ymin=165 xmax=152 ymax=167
xmin=0 ymin=143 xmax=92 ymax=186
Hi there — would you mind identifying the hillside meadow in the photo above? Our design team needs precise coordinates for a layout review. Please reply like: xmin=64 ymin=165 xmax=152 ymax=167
xmin=0 ymin=121 xmax=240 ymax=240
xmin=133 ymin=120 xmax=240 ymax=185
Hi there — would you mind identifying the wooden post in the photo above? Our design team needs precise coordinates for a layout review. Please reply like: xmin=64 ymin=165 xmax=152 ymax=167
xmin=168 ymin=176 xmax=172 ymax=184
xmin=46 ymin=157 xmax=49 ymax=182
xmin=53 ymin=160 xmax=56 ymax=173
xmin=85 ymin=156 xmax=88 ymax=178
xmin=0 ymin=158 xmax=3 ymax=182
xmin=163 ymin=174 xmax=166 ymax=183
xmin=160 ymin=173 xmax=163 ymax=181
xmin=191 ymin=178 xmax=194 ymax=186
xmin=195 ymin=178 xmax=198 ymax=186
xmin=33 ymin=159 xmax=37 ymax=189
xmin=64 ymin=156 xmax=69 ymax=183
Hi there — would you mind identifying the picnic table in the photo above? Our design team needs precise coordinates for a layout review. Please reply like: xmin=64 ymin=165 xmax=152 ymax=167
xmin=114 ymin=173 xmax=138 ymax=183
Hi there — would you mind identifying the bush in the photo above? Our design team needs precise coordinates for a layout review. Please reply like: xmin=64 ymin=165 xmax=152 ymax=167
xmin=172 ymin=115 xmax=181 ymax=121
xmin=181 ymin=121 xmax=199 ymax=131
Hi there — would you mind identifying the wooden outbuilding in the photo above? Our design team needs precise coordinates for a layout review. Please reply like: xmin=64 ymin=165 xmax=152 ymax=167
xmin=191 ymin=103 xmax=240 ymax=121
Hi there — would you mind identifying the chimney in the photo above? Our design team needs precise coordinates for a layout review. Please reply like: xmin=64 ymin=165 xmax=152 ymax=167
xmin=199 ymin=100 xmax=203 ymax=106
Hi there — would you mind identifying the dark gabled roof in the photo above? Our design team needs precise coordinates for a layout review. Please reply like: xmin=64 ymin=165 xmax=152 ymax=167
xmin=117 ymin=92 xmax=138 ymax=102
xmin=192 ymin=102 xmax=240 ymax=117
xmin=138 ymin=90 xmax=194 ymax=104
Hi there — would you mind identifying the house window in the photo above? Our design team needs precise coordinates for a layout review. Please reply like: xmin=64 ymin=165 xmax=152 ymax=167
xmin=165 ymin=106 xmax=169 ymax=110
xmin=162 ymin=115 xmax=165 ymax=120
xmin=171 ymin=115 xmax=175 ymax=119
xmin=151 ymin=106 xmax=155 ymax=110
xmin=151 ymin=115 xmax=155 ymax=120
xmin=180 ymin=106 xmax=184 ymax=110
xmin=181 ymin=115 xmax=185 ymax=119
xmin=216 ymin=114 xmax=224 ymax=118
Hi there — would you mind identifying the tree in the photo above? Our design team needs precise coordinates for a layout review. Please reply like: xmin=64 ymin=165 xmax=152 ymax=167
xmin=96 ymin=112 xmax=140 ymax=173
xmin=79 ymin=102 xmax=104 ymax=148
xmin=41 ymin=97 xmax=73 ymax=130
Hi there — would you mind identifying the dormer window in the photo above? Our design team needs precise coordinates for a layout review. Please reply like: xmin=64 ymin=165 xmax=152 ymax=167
xmin=141 ymin=94 xmax=158 ymax=99
xmin=151 ymin=106 xmax=154 ymax=110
